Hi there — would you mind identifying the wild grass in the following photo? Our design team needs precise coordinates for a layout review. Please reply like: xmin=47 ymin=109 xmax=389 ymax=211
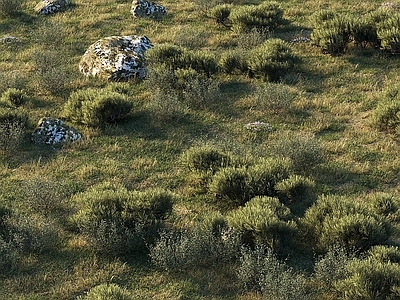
xmin=0 ymin=0 xmax=399 ymax=299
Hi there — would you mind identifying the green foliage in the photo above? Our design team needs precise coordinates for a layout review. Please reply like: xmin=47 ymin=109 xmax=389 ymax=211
xmin=208 ymin=4 xmax=233 ymax=26
xmin=369 ymin=245 xmax=400 ymax=264
xmin=0 ymin=108 xmax=28 ymax=152
xmin=77 ymin=283 xmax=133 ymax=300
xmin=0 ymin=236 xmax=18 ymax=276
xmin=309 ymin=9 xmax=337 ymax=28
xmin=219 ymin=49 xmax=249 ymax=75
xmin=237 ymin=245 xmax=309 ymax=298
xmin=275 ymin=175 xmax=315 ymax=205
xmin=63 ymin=88 xmax=132 ymax=126
xmin=71 ymin=183 xmax=175 ymax=255
xmin=351 ymin=14 xmax=379 ymax=48
xmin=301 ymin=195 xmax=389 ymax=252
xmin=371 ymin=97 xmax=400 ymax=133
xmin=0 ymin=88 xmax=25 ymax=107
xmin=227 ymin=196 xmax=296 ymax=252
xmin=252 ymin=82 xmax=296 ymax=112
xmin=230 ymin=1 xmax=284 ymax=33
xmin=271 ymin=131 xmax=323 ymax=173
xmin=247 ymin=38 xmax=297 ymax=81
xmin=150 ymin=225 xmax=241 ymax=271
xmin=335 ymin=254 xmax=400 ymax=300
xmin=181 ymin=145 xmax=232 ymax=174
xmin=369 ymin=192 xmax=398 ymax=216
xmin=0 ymin=0 xmax=23 ymax=16
xmin=377 ymin=13 xmax=400 ymax=54
xmin=311 ymin=13 xmax=353 ymax=54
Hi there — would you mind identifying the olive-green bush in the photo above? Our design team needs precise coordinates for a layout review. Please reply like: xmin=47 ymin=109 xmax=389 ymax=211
xmin=247 ymin=39 xmax=297 ymax=81
xmin=230 ymin=1 xmax=284 ymax=33
xmin=377 ymin=13 xmax=400 ymax=55
xmin=275 ymin=175 xmax=315 ymax=205
xmin=208 ymin=3 xmax=233 ymax=26
xmin=181 ymin=146 xmax=232 ymax=174
xmin=0 ymin=0 xmax=23 ymax=16
xmin=0 ymin=88 xmax=25 ymax=107
xmin=219 ymin=49 xmax=249 ymax=75
xmin=0 ymin=108 xmax=28 ymax=152
xmin=62 ymin=88 xmax=132 ymax=126
xmin=77 ymin=283 xmax=133 ymax=300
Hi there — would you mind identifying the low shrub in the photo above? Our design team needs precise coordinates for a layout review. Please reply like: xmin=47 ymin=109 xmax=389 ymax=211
xmin=208 ymin=3 xmax=233 ymax=26
xmin=71 ymin=183 xmax=175 ymax=255
xmin=219 ymin=49 xmax=248 ymax=75
xmin=230 ymin=1 xmax=284 ymax=33
xmin=275 ymin=175 xmax=315 ymax=205
xmin=181 ymin=145 xmax=232 ymax=174
xmin=0 ymin=108 xmax=28 ymax=152
xmin=77 ymin=283 xmax=132 ymax=300
xmin=146 ymin=88 xmax=186 ymax=122
xmin=377 ymin=13 xmax=400 ymax=55
xmin=150 ymin=225 xmax=241 ymax=271
xmin=0 ymin=236 xmax=18 ymax=276
xmin=237 ymin=245 xmax=309 ymax=298
xmin=371 ymin=98 xmax=400 ymax=133
xmin=0 ymin=88 xmax=25 ymax=107
xmin=369 ymin=245 xmax=400 ymax=264
xmin=0 ymin=0 xmax=23 ymax=16
xmin=252 ymin=82 xmax=296 ymax=113
xmin=63 ymin=88 xmax=132 ymax=126
xmin=368 ymin=192 xmax=398 ymax=216
xmin=227 ymin=196 xmax=296 ymax=252
xmin=247 ymin=38 xmax=297 ymax=81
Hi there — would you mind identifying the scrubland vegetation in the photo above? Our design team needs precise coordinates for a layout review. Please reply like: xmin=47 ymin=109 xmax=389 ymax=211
xmin=0 ymin=0 xmax=400 ymax=299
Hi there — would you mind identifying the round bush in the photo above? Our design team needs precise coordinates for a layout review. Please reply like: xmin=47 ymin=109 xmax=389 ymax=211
xmin=63 ymin=88 xmax=132 ymax=126
xmin=368 ymin=192 xmax=398 ymax=216
xmin=0 ymin=108 xmax=28 ymax=152
xmin=0 ymin=88 xmax=25 ymax=107
xmin=369 ymin=245 xmax=400 ymax=264
xmin=181 ymin=146 xmax=232 ymax=174
xmin=247 ymin=38 xmax=297 ymax=81
xmin=208 ymin=3 xmax=233 ymax=26
xmin=219 ymin=50 xmax=249 ymax=75
xmin=371 ymin=98 xmax=400 ymax=133
xmin=377 ymin=13 xmax=400 ymax=54
xmin=77 ymin=283 xmax=132 ymax=300
xmin=275 ymin=175 xmax=315 ymax=205
xmin=230 ymin=1 xmax=284 ymax=33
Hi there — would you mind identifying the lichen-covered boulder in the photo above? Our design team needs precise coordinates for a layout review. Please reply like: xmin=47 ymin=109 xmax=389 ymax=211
xmin=131 ymin=0 xmax=166 ymax=19
xmin=34 ymin=0 xmax=69 ymax=14
xmin=31 ymin=117 xmax=82 ymax=145
xmin=79 ymin=35 xmax=153 ymax=81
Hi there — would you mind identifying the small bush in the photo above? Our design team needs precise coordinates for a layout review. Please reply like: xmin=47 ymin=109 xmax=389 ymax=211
xmin=351 ymin=16 xmax=379 ymax=49
xmin=275 ymin=175 xmax=315 ymax=205
xmin=0 ymin=88 xmax=25 ymax=107
xmin=271 ymin=131 xmax=323 ymax=173
xmin=237 ymin=245 xmax=309 ymax=298
xmin=150 ymin=225 xmax=241 ymax=271
xmin=309 ymin=9 xmax=337 ymax=28
xmin=368 ymin=192 xmax=398 ymax=216
xmin=182 ymin=146 xmax=232 ymax=174
xmin=230 ymin=1 xmax=284 ymax=33
xmin=311 ymin=13 xmax=353 ymax=55
xmin=237 ymin=27 xmax=269 ymax=50
xmin=77 ymin=283 xmax=132 ymax=300
xmin=146 ymin=88 xmax=186 ymax=122
xmin=377 ymin=13 xmax=400 ymax=54
xmin=0 ymin=0 xmax=23 ymax=16
xmin=369 ymin=245 xmax=400 ymax=264
xmin=335 ymin=256 xmax=400 ymax=300
xmin=371 ymin=98 xmax=400 ymax=133
xmin=247 ymin=38 xmax=297 ymax=81
xmin=0 ymin=108 xmax=28 ymax=152
xmin=0 ymin=236 xmax=18 ymax=276
xmin=227 ymin=196 xmax=296 ymax=252
xmin=252 ymin=82 xmax=296 ymax=113
xmin=63 ymin=88 xmax=132 ymax=127
xmin=208 ymin=4 xmax=233 ymax=26
xmin=219 ymin=49 xmax=249 ymax=75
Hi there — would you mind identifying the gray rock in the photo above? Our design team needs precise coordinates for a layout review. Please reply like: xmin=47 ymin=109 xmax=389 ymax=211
xmin=31 ymin=117 xmax=82 ymax=145
xmin=34 ymin=0 xmax=69 ymax=14
xmin=79 ymin=35 xmax=153 ymax=81
xmin=131 ymin=0 xmax=166 ymax=18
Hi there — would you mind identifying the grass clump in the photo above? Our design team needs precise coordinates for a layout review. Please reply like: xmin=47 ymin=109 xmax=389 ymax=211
xmin=247 ymin=38 xmax=298 ymax=81
xmin=275 ymin=175 xmax=315 ymax=206
xmin=0 ymin=88 xmax=25 ymax=107
xmin=0 ymin=0 xmax=23 ymax=16
xmin=62 ymin=88 xmax=133 ymax=127
xmin=0 ymin=108 xmax=28 ymax=153
xmin=77 ymin=283 xmax=133 ymax=300
xmin=208 ymin=3 xmax=233 ymax=27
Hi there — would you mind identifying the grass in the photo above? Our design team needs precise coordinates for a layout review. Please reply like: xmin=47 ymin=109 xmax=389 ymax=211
xmin=0 ymin=0 xmax=399 ymax=299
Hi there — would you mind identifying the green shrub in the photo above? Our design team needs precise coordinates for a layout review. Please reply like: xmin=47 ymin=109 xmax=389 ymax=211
xmin=371 ymin=98 xmax=400 ymax=133
xmin=309 ymin=9 xmax=337 ymax=28
xmin=275 ymin=175 xmax=315 ymax=205
xmin=150 ymin=225 xmax=241 ymax=271
xmin=252 ymin=82 xmax=296 ymax=112
xmin=271 ymin=131 xmax=323 ymax=173
xmin=335 ymin=256 xmax=400 ymax=300
xmin=369 ymin=192 xmax=398 ymax=216
xmin=0 ymin=108 xmax=28 ymax=152
xmin=63 ymin=88 xmax=132 ymax=126
xmin=247 ymin=38 xmax=297 ymax=81
xmin=181 ymin=146 xmax=232 ymax=174
xmin=146 ymin=88 xmax=186 ymax=122
xmin=208 ymin=4 xmax=233 ymax=26
xmin=237 ymin=245 xmax=309 ymax=298
xmin=377 ymin=13 xmax=400 ymax=54
xmin=230 ymin=1 xmax=284 ymax=33
xmin=227 ymin=196 xmax=296 ymax=252
xmin=219 ymin=49 xmax=249 ymax=75
xmin=0 ymin=88 xmax=25 ymax=107
xmin=0 ymin=236 xmax=18 ymax=276
xmin=237 ymin=27 xmax=269 ymax=50
xmin=351 ymin=16 xmax=379 ymax=49
xmin=77 ymin=283 xmax=132 ymax=300
xmin=0 ymin=0 xmax=23 ymax=16
xmin=311 ymin=13 xmax=353 ymax=55
xmin=369 ymin=245 xmax=400 ymax=264
xmin=209 ymin=166 xmax=250 ymax=205
xmin=71 ymin=183 xmax=175 ymax=255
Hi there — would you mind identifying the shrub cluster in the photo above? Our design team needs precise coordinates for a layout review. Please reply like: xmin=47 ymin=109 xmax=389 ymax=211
xmin=71 ymin=182 xmax=175 ymax=255
xmin=311 ymin=9 xmax=400 ymax=55
xmin=62 ymin=88 xmax=133 ymax=127
xmin=77 ymin=283 xmax=133 ymax=300
xmin=0 ymin=88 xmax=25 ymax=107
xmin=0 ymin=107 xmax=28 ymax=152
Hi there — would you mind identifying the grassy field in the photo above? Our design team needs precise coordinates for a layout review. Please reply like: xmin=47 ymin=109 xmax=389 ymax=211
xmin=0 ymin=0 xmax=399 ymax=299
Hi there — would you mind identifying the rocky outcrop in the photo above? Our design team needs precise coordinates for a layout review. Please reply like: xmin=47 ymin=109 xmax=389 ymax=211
xmin=131 ymin=0 xmax=166 ymax=18
xmin=34 ymin=0 xmax=69 ymax=14
xmin=79 ymin=35 xmax=153 ymax=81
xmin=31 ymin=117 xmax=82 ymax=145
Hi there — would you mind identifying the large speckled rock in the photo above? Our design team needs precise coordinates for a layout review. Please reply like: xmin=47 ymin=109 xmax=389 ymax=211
xmin=31 ymin=117 xmax=82 ymax=145
xmin=131 ymin=0 xmax=166 ymax=18
xmin=34 ymin=0 xmax=69 ymax=14
xmin=79 ymin=35 xmax=153 ymax=81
